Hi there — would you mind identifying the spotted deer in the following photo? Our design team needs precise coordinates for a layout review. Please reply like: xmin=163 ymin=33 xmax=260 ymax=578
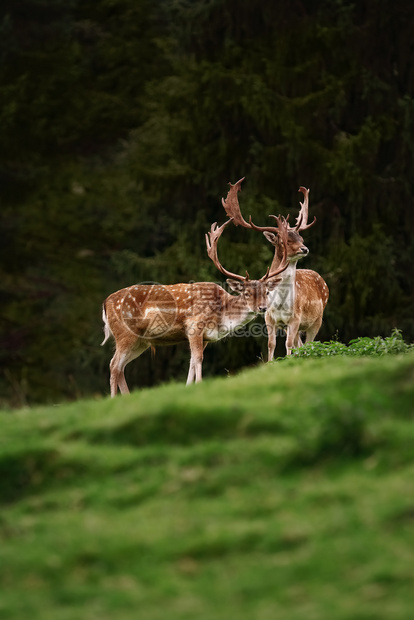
xmin=222 ymin=178 xmax=329 ymax=359
xmin=101 ymin=216 xmax=289 ymax=395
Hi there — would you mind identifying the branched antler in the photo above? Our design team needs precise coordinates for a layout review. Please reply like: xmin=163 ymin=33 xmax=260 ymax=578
xmin=221 ymin=177 xmax=251 ymax=228
xmin=205 ymin=219 xmax=249 ymax=281
xmin=221 ymin=177 xmax=281 ymax=235
xmin=222 ymin=180 xmax=316 ymax=235
xmin=294 ymin=187 xmax=316 ymax=232
xmin=217 ymin=177 xmax=290 ymax=280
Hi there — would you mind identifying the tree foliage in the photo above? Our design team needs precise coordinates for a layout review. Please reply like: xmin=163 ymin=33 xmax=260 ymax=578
xmin=1 ymin=0 xmax=414 ymax=405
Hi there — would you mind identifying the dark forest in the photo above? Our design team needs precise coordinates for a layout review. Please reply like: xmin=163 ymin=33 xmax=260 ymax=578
xmin=1 ymin=0 xmax=413 ymax=406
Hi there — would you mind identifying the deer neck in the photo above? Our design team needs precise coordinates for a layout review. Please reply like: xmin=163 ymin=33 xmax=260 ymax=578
xmin=267 ymin=255 xmax=298 ymax=324
xmin=270 ymin=251 xmax=298 ymax=285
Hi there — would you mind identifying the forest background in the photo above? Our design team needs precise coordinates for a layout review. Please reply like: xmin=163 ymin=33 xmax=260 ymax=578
xmin=1 ymin=0 xmax=413 ymax=407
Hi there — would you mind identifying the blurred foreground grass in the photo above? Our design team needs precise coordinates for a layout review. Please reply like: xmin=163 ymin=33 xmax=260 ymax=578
xmin=1 ymin=353 xmax=414 ymax=619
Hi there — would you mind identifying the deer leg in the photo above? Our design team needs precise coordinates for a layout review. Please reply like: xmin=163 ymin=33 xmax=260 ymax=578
xmin=117 ymin=368 xmax=130 ymax=395
xmin=294 ymin=332 xmax=304 ymax=347
xmin=109 ymin=351 xmax=124 ymax=397
xmin=187 ymin=332 xmax=205 ymax=384
xmin=286 ymin=319 xmax=301 ymax=356
xmin=186 ymin=342 xmax=208 ymax=385
xmin=186 ymin=360 xmax=195 ymax=385
xmin=186 ymin=355 xmax=199 ymax=385
xmin=304 ymin=317 xmax=323 ymax=344
xmin=109 ymin=343 xmax=150 ymax=397
xmin=265 ymin=314 xmax=277 ymax=361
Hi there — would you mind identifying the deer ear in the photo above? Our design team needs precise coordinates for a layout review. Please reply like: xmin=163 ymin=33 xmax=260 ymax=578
xmin=266 ymin=277 xmax=282 ymax=290
xmin=263 ymin=231 xmax=277 ymax=245
xmin=226 ymin=279 xmax=244 ymax=293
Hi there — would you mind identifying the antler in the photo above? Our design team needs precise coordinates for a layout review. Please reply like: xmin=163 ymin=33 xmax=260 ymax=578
xmin=205 ymin=219 xmax=250 ymax=282
xmin=219 ymin=177 xmax=289 ymax=280
xmin=248 ymin=213 xmax=281 ymax=235
xmin=294 ymin=187 xmax=316 ymax=232
xmin=260 ymin=216 xmax=289 ymax=280
xmin=221 ymin=177 xmax=251 ymax=228
xmin=221 ymin=177 xmax=286 ymax=235
xmin=249 ymin=188 xmax=316 ymax=234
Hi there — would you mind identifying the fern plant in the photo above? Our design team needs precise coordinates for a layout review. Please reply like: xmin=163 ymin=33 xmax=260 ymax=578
xmin=287 ymin=329 xmax=413 ymax=359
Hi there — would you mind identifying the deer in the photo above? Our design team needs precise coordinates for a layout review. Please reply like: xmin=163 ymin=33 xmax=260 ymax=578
xmin=101 ymin=214 xmax=289 ymax=396
xmin=222 ymin=178 xmax=329 ymax=360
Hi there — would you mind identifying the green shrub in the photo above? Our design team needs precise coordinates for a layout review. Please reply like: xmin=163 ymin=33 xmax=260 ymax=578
xmin=289 ymin=329 xmax=413 ymax=359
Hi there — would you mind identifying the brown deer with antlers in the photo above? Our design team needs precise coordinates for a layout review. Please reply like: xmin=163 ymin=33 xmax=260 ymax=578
xmin=101 ymin=215 xmax=289 ymax=395
xmin=222 ymin=178 xmax=329 ymax=359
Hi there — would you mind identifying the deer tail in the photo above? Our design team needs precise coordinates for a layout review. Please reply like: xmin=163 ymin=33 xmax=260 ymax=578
xmin=101 ymin=301 xmax=113 ymax=346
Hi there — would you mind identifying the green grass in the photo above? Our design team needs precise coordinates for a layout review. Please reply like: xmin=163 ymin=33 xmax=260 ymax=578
xmin=1 ymin=352 xmax=414 ymax=619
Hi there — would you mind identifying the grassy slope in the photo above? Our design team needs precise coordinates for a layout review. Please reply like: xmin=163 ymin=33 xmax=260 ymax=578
xmin=1 ymin=354 xmax=414 ymax=620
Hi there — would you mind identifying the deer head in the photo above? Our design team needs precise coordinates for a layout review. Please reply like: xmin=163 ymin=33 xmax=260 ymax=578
xmin=222 ymin=179 xmax=313 ymax=264
xmin=205 ymin=214 xmax=289 ymax=314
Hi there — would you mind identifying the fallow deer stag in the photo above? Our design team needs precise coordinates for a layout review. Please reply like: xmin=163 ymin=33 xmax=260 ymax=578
xmin=101 ymin=216 xmax=289 ymax=395
xmin=222 ymin=178 xmax=329 ymax=359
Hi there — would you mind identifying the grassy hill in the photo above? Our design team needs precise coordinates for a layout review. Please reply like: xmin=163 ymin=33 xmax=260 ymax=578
xmin=1 ymin=353 xmax=414 ymax=619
